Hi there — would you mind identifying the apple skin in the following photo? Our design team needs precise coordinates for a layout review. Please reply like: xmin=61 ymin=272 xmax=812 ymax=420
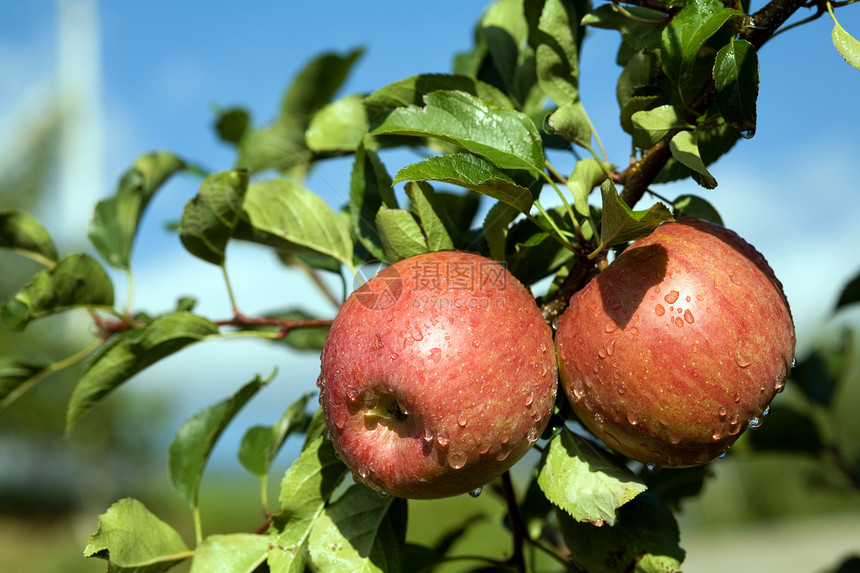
xmin=317 ymin=251 xmax=557 ymax=499
xmin=555 ymin=217 xmax=795 ymax=467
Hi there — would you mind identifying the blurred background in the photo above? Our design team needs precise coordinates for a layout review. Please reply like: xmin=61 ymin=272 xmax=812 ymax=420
xmin=1 ymin=1 xmax=859 ymax=571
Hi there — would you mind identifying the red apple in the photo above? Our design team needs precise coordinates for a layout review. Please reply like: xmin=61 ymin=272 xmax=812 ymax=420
xmin=317 ymin=250 xmax=557 ymax=498
xmin=555 ymin=217 xmax=796 ymax=467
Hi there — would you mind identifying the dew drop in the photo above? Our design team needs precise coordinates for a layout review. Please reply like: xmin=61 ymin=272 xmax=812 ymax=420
xmin=632 ymin=313 xmax=641 ymax=323
xmin=429 ymin=347 xmax=442 ymax=363
xmin=477 ymin=442 xmax=490 ymax=455
xmin=629 ymin=326 xmax=640 ymax=336
xmin=734 ymin=392 xmax=741 ymax=403
xmin=496 ymin=449 xmax=511 ymax=461
xmin=468 ymin=487 xmax=483 ymax=498
xmin=655 ymin=304 xmax=666 ymax=317
xmin=664 ymin=290 xmax=680 ymax=304
xmin=790 ymin=356 xmax=797 ymax=369
xmin=411 ymin=329 xmax=424 ymax=341
xmin=527 ymin=426 xmax=540 ymax=442
xmin=606 ymin=339 xmax=616 ymax=357
xmin=748 ymin=416 xmax=762 ymax=429
xmin=686 ymin=295 xmax=692 ymax=302
xmin=471 ymin=339 xmax=480 ymax=348
xmin=645 ymin=464 xmax=660 ymax=473
xmin=377 ymin=490 xmax=390 ymax=498
xmin=324 ymin=429 xmax=331 ymax=441
xmin=674 ymin=317 xmax=684 ymax=328
xmin=389 ymin=352 xmax=400 ymax=361
xmin=524 ymin=391 xmax=535 ymax=407
xmin=684 ymin=309 xmax=695 ymax=324
xmin=735 ymin=351 xmax=752 ymax=368
xmin=718 ymin=451 xmax=728 ymax=459
xmin=627 ymin=411 xmax=638 ymax=426
xmin=594 ymin=413 xmax=605 ymax=427
xmin=423 ymin=427 xmax=435 ymax=443
xmin=352 ymin=473 xmax=362 ymax=483
xmin=458 ymin=412 xmax=468 ymax=427
xmin=572 ymin=380 xmax=585 ymax=400
xmin=346 ymin=386 xmax=361 ymax=402
xmin=718 ymin=406 xmax=727 ymax=419
xmin=436 ymin=428 xmax=450 ymax=446
xmin=598 ymin=348 xmax=607 ymax=359
xmin=539 ymin=341 xmax=547 ymax=352
xmin=364 ymin=394 xmax=379 ymax=409
xmin=711 ymin=428 xmax=722 ymax=440
xmin=448 ymin=451 xmax=467 ymax=469
xmin=763 ymin=405 xmax=770 ymax=417
xmin=775 ymin=375 xmax=786 ymax=393
xmin=605 ymin=320 xmax=618 ymax=333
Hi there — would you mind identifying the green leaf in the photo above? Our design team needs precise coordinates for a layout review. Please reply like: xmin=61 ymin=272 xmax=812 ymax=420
xmin=534 ymin=0 xmax=583 ymax=106
xmin=269 ymin=437 xmax=348 ymax=572
xmin=671 ymin=194 xmax=723 ymax=225
xmin=214 ymin=107 xmax=250 ymax=144
xmin=375 ymin=208 xmax=428 ymax=262
xmin=714 ymin=39 xmax=759 ymax=137
xmin=393 ymin=153 xmax=533 ymax=214
xmin=84 ymin=498 xmax=191 ymax=573
xmin=406 ymin=181 xmax=456 ymax=251
xmin=0 ymin=356 xmax=47 ymax=408
xmin=169 ymin=372 xmax=272 ymax=506
xmin=616 ymin=50 xmax=671 ymax=135
xmin=581 ymin=3 xmax=665 ymax=64
xmin=566 ymin=157 xmax=606 ymax=218
xmin=482 ymin=201 xmax=520 ymax=262
xmin=546 ymin=101 xmax=592 ymax=149
xmin=830 ymin=4 xmax=860 ymax=71
xmin=239 ymin=392 xmax=312 ymax=477
xmin=661 ymin=0 xmax=741 ymax=102
xmin=179 ymin=169 xmax=250 ymax=265
xmin=237 ymin=49 xmax=363 ymax=173
xmin=350 ymin=143 xmax=397 ymax=261
xmin=308 ymin=485 xmax=407 ymax=573
xmin=365 ymin=73 xmax=513 ymax=110
xmin=189 ymin=534 xmax=270 ymax=573
xmin=836 ymin=270 xmax=860 ymax=312
xmin=556 ymin=492 xmax=685 ymax=573
xmin=669 ymin=129 xmax=718 ymax=188
xmin=598 ymin=180 xmax=673 ymax=252
xmin=1 ymin=253 xmax=114 ymax=329
xmin=538 ymin=428 xmax=646 ymax=526
xmin=306 ymin=94 xmax=369 ymax=152
xmin=236 ymin=178 xmax=354 ymax=270
xmin=631 ymin=105 xmax=690 ymax=149
xmin=66 ymin=312 xmax=218 ymax=432
xmin=371 ymin=90 xmax=545 ymax=176
xmin=89 ymin=151 xmax=186 ymax=270
xmin=655 ymin=119 xmax=739 ymax=185
xmin=0 ymin=209 xmax=58 ymax=264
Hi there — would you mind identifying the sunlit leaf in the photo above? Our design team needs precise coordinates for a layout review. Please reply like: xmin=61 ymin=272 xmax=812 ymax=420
xmin=669 ymin=130 xmax=718 ymax=188
xmin=546 ymin=101 xmax=592 ymax=149
xmin=556 ymin=492 xmax=685 ymax=573
xmin=598 ymin=180 xmax=673 ymax=251
xmin=631 ymin=105 xmax=690 ymax=149
xmin=372 ymin=90 xmax=545 ymax=176
xmin=0 ymin=253 xmax=114 ymax=329
xmin=179 ymin=169 xmax=249 ymax=265
xmin=661 ymin=0 xmax=741 ymax=102
xmin=169 ymin=372 xmax=273 ymax=506
xmin=375 ymin=208 xmax=428 ymax=262
xmin=406 ymin=181 xmax=456 ymax=251
xmin=672 ymin=194 xmax=723 ymax=225
xmin=189 ymin=534 xmax=270 ymax=573
xmin=236 ymin=178 xmax=353 ymax=270
xmin=308 ymin=485 xmax=407 ymax=573
xmin=393 ymin=153 xmax=533 ymax=214
xmin=566 ymin=157 xmax=606 ymax=217
xmin=66 ymin=312 xmax=218 ymax=432
xmin=714 ymin=39 xmax=759 ymax=137
xmin=534 ymin=0 xmax=584 ymax=106
xmin=84 ymin=498 xmax=191 ymax=573
xmin=0 ymin=209 xmax=57 ymax=264
xmin=365 ymin=73 xmax=513 ymax=110
xmin=89 ymin=151 xmax=186 ymax=270
xmin=538 ymin=427 xmax=646 ymax=526
xmin=306 ymin=94 xmax=369 ymax=152
xmin=350 ymin=143 xmax=397 ymax=261
xmin=829 ymin=4 xmax=860 ymax=71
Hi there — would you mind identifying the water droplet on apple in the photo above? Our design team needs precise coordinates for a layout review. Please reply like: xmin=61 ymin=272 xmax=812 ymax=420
xmin=468 ymin=487 xmax=483 ymax=498
xmin=572 ymin=380 xmax=585 ymax=400
xmin=684 ymin=309 xmax=695 ymax=324
xmin=645 ymin=464 xmax=660 ymax=473
xmin=627 ymin=411 xmax=638 ymax=426
xmin=423 ymin=427 xmax=435 ymax=442
xmin=364 ymin=394 xmax=379 ymax=409
xmin=629 ymin=326 xmax=640 ymax=336
xmin=524 ymin=391 xmax=535 ymax=406
xmin=735 ymin=350 xmax=751 ymax=368
xmin=436 ymin=428 xmax=450 ymax=446
xmin=496 ymin=448 xmax=511 ymax=461
xmin=774 ymin=375 xmax=786 ymax=393
xmin=429 ymin=347 xmax=442 ymax=363
xmin=598 ymin=348 xmax=607 ymax=359
xmin=718 ymin=451 xmax=727 ymax=459
xmin=674 ymin=317 xmax=684 ymax=328
xmin=477 ymin=442 xmax=490 ymax=455
xmin=730 ymin=273 xmax=741 ymax=286
xmin=655 ymin=304 xmax=666 ymax=317
xmin=686 ymin=295 xmax=691 ymax=302
xmin=527 ymin=426 xmax=540 ymax=442
xmin=346 ymin=387 xmax=361 ymax=402
xmin=324 ymin=429 xmax=331 ymax=440
xmin=447 ymin=450 xmax=467 ymax=469
xmin=377 ymin=490 xmax=389 ymax=498
xmin=763 ymin=405 xmax=770 ymax=416
xmin=605 ymin=320 xmax=618 ymax=333
xmin=539 ymin=340 xmax=547 ymax=352
xmin=734 ymin=392 xmax=741 ymax=403
xmin=352 ymin=473 xmax=362 ymax=483
xmin=606 ymin=339 xmax=616 ymax=357
xmin=718 ymin=406 xmax=727 ymax=419
xmin=664 ymin=290 xmax=680 ymax=304
xmin=457 ymin=412 xmax=468 ymax=427
xmin=711 ymin=428 xmax=722 ymax=440
xmin=748 ymin=416 xmax=763 ymax=429
xmin=411 ymin=328 xmax=423 ymax=341
xmin=594 ymin=413 xmax=605 ymax=427
xmin=790 ymin=356 xmax=797 ymax=369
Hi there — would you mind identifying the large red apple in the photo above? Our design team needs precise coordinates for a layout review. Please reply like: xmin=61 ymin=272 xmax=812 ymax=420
xmin=555 ymin=217 xmax=795 ymax=467
xmin=317 ymin=250 xmax=557 ymax=499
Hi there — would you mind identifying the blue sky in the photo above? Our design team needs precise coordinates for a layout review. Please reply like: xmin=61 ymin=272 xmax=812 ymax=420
xmin=2 ymin=1 xmax=860 ymax=460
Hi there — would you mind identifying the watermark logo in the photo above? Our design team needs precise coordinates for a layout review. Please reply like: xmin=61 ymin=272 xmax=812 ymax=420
xmin=352 ymin=261 xmax=402 ymax=311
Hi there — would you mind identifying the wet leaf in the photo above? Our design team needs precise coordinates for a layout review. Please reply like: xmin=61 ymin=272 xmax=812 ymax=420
xmin=308 ymin=485 xmax=407 ymax=573
xmin=179 ymin=169 xmax=249 ymax=265
xmin=84 ymin=498 xmax=190 ymax=573
xmin=598 ymin=180 xmax=673 ymax=251
xmin=169 ymin=372 xmax=273 ymax=506
xmin=669 ymin=130 xmax=718 ymax=188
xmin=89 ymin=151 xmax=186 ymax=270
xmin=66 ymin=312 xmax=218 ymax=431
xmin=375 ymin=208 xmax=428 ymax=262
xmin=0 ymin=209 xmax=57 ymax=264
xmin=236 ymin=178 xmax=354 ymax=270
xmin=189 ymin=534 xmax=270 ymax=573
xmin=1 ymin=253 xmax=114 ymax=329
xmin=372 ymin=90 xmax=545 ymax=176
xmin=661 ymin=0 xmax=741 ymax=102
xmin=538 ymin=427 xmax=646 ymax=526
xmin=714 ymin=39 xmax=759 ymax=137
xmin=556 ymin=492 xmax=685 ymax=573
xmin=393 ymin=153 xmax=533 ymax=214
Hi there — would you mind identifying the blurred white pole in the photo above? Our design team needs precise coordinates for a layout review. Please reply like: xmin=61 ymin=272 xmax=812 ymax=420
xmin=56 ymin=0 xmax=104 ymax=247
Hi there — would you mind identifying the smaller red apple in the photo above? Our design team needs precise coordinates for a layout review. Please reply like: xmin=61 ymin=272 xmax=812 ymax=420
xmin=555 ymin=217 xmax=796 ymax=467
xmin=317 ymin=251 xmax=557 ymax=498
